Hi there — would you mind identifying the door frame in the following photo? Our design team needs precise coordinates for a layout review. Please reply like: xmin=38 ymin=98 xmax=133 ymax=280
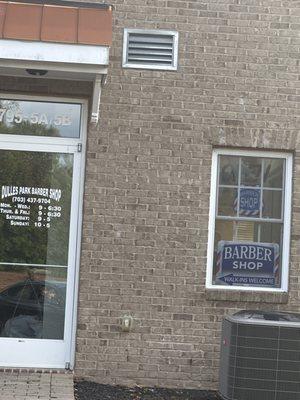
xmin=0 ymin=93 xmax=88 ymax=369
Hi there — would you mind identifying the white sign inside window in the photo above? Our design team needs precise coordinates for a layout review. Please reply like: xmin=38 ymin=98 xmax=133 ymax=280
xmin=0 ymin=185 xmax=63 ymax=229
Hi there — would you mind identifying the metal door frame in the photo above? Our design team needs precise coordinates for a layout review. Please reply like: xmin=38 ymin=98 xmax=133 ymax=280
xmin=0 ymin=93 xmax=87 ymax=368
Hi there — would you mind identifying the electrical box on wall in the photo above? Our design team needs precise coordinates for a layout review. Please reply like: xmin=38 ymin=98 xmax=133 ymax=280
xmin=121 ymin=315 xmax=134 ymax=332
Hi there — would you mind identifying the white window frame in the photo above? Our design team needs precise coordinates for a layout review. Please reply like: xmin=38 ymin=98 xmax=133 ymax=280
xmin=122 ymin=28 xmax=179 ymax=71
xmin=206 ymin=148 xmax=293 ymax=293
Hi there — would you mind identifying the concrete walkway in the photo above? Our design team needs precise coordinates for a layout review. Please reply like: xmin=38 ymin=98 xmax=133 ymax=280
xmin=0 ymin=371 xmax=74 ymax=400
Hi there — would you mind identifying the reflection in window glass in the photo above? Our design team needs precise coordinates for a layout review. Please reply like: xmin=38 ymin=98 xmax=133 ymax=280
xmin=218 ymin=188 xmax=237 ymax=216
xmin=262 ymin=190 xmax=282 ymax=219
xmin=264 ymin=158 xmax=284 ymax=188
xmin=0 ymin=100 xmax=81 ymax=138
xmin=214 ymin=220 xmax=234 ymax=244
xmin=214 ymin=220 xmax=260 ymax=251
xmin=0 ymin=265 xmax=66 ymax=339
xmin=5 ymin=285 xmax=33 ymax=301
xmin=241 ymin=157 xmax=262 ymax=187
xmin=219 ymin=156 xmax=239 ymax=185
xmin=0 ymin=150 xmax=73 ymax=266
xmin=260 ymin=223 xmax=282 ymax=245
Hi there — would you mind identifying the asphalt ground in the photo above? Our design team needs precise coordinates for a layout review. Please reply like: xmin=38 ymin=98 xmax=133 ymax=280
xmin=75 ymin=380 xmax=221 ymax=400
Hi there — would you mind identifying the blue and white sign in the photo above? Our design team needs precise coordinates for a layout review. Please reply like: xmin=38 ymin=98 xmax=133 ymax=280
xmin=235 ymin=188 xmax=261 ymax=217
xmin=217 ymin=241 xmax=279 ymax=287
xmin=218 ymin=275 xmax=275 ymax=286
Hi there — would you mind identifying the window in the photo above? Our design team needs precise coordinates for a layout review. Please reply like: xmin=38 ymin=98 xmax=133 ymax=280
xmin=0 ymin=99 xmax=81 ymax=138
xmin=5 ymin=284 xmax=34 ymax=302
xmin=122 ymin=29 xmax=179 ymax=71
xmin=206 ymin=149 xmax=292 ymax=292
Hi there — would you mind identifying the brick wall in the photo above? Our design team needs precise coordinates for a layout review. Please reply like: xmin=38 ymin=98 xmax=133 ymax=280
xmin=1 ymin=0 xmax=300 ymax=391
xmin=75 ymin=0 xmax=300 ymax=389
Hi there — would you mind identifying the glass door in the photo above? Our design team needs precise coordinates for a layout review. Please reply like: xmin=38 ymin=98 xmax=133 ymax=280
xmin=0 ymin=142 xmax=81 ymax=368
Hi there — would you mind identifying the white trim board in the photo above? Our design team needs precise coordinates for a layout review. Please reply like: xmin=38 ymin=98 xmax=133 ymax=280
xmin=0 ymin=39 xmax=109 ymax=66
xmin=0 ymin=40 xmax=108 ymax=124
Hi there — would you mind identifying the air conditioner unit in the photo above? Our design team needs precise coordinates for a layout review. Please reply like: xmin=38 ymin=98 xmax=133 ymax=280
xmin=219 ymin=310 xmax=300 ymax=400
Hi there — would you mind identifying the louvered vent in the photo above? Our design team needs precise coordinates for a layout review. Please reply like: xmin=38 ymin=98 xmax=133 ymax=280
xmin=123 ymin=29 xmax=178 ymax=70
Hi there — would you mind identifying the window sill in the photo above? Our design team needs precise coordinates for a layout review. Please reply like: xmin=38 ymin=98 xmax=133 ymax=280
xmin=205 ymin=288 xmax=288 ymax=304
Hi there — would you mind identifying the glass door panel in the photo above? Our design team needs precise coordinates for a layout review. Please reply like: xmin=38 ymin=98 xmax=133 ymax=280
xmin=0 ymin=265 xmax=67 ymax=339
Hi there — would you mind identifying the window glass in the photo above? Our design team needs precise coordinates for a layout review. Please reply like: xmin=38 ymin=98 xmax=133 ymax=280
xmin=0 ymin=100 xmax=81 ymax=138
xmin=262 ymin=190 xmax=282 ymax=219
xmin=241 ymin=157 xmax=261 ymax=187
xmin=260 ymin=223 xmax=282 ymax=245
xmin=0 ymin=150 xmax=73 ymax=265
xmin=219 ymin=156 xmax=239 ymax=185
xmin=5 ymin=285 xmax=33 ymax=301
xmin=214 ymin=220 xmax=234 ymax=244
xmin=210 ymin=153 xmax=289 ymax=290
xmin=0 ymin=265 xmax=66 ymax=339
xmin=217 ymin=188 xmax=237 ymax=217
xmin=263 ymin=158 xmax=284 ymax=188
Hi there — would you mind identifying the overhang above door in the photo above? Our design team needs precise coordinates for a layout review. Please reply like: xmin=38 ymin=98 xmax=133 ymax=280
xmin=0 ymin=0 xmax=113 ymax=124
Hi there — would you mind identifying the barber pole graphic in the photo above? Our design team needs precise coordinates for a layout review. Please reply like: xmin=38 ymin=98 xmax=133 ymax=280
xmin=274 ymin=251 xmax=280 ymax=284
xmin=216 ymin=248 xmax=222 ymax=275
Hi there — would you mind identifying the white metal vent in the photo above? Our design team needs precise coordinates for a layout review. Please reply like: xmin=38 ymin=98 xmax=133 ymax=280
xmin=122 ymin=29 xmax=179 ymax=71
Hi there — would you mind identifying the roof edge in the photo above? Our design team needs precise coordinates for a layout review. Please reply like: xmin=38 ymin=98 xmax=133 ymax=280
xmin=3 ymin=0 xmax=113 ymax=10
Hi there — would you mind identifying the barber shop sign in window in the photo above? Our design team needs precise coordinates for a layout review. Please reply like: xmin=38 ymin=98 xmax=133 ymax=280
xmin=206 ymin=149 xmax=292 ymax=291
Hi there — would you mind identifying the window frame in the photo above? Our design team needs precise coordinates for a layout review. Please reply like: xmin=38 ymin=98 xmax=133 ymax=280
xmin=206 ymin=148 xmax=293 ymax=293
